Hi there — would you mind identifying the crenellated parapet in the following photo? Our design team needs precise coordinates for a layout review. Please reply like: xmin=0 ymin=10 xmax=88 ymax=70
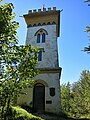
xmin=28 ymin=7 xmax=56 ymax=14
xmin=23 ymin=7 xmax=60 ymax=37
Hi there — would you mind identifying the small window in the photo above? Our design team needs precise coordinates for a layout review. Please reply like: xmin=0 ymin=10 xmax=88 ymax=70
xmin=37 ymin=34 xmax=40 ymax=43
xmin=38 ymin=51 xmax=42 ymax=61
xmin=50 ymin=88 xmax=55 ymax=97
xmin=42 ymin=33 xmax=45 ymax=43
xmin=35 ymin=28 xmax=48 ymax=43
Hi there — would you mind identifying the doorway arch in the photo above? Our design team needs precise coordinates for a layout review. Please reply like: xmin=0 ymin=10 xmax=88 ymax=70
xmin=33 ymin=83 xmax=45 ymax=113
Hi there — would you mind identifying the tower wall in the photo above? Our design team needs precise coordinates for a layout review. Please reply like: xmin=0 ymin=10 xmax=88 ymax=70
xmin=34 ymin=73 xmax=61 ymax=114
xmin=26 ymin=24 xmax=59 ymax=68
xmin=17 ymin=73 xmax=61 ymax=114
xmin=17 ymin=7 xmax=62 ymax=115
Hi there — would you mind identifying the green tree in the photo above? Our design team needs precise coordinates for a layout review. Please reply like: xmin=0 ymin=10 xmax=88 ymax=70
xmin=71 ymin=70 xmax=90 ymax=118
xmin=84 ymin=0 xmax=90 ymax=6
xmin=61 ymin=70 xmax=90 ymax=118
xmin=84 ymin=0 xmax=90 ymax=53
xmin=0 ymin=3 xmax=38 ymax=119
xmin=78 ymin=70 xmax=90 ymax=116
xmin=84 ymin=26 xmax=90 ymax=53
xmin=61 ymin=82 xmax=71 ymax=115
xmin=70 ymin=82 xmax=84 ymax=118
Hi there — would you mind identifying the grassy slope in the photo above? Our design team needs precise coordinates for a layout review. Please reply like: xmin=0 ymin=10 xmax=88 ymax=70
xmin=12 ymin=106 xmax=44 ymax=120
xmin=0 ymin=106 xmax=44 ymax=120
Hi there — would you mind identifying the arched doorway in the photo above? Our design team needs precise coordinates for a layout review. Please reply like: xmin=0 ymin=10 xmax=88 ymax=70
xmin=33 ymin=83 xmax=45 ymax=113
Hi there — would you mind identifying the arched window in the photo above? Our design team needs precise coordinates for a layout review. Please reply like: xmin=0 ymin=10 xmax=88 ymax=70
xmin=37 ymin=34 xmax=40 ymax=43
xmin=42 ymin=33 xmax=45 ymax=43
xmin=35 ymin=28 xmax=48 ymax=43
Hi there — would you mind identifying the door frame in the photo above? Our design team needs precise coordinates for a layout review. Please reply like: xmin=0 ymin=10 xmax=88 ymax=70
xmin=33 ymin=83 xmax=45 ymax=113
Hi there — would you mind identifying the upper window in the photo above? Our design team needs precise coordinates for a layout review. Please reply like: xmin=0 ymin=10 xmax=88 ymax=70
xmin=42 ymin=33 xmax=45 ymax=43
xmin=37 ymin=34 xmax=40 ymax=43
xmin=35 ymin=28 xmax=48 ymax=43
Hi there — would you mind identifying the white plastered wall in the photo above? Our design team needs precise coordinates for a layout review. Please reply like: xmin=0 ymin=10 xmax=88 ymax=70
xmin=26 ymin=24 xmax=59 ymax=68
xmin=17 ymin=24 xmax=61 ymax=114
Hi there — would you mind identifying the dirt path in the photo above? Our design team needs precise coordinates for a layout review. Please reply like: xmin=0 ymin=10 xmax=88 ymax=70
xmin=34 ymin=113 xmax=90 ymax=120
xmin=33 ymin=113 xmax=77 ymax=120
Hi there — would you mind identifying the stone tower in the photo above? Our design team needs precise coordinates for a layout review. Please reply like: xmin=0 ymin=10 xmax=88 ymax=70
xmin=18 ymin=7 xmax=62 ymax=114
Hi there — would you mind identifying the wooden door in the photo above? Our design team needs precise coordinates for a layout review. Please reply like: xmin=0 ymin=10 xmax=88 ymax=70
xmin=33 ymin=83 xmax=45 ymax=113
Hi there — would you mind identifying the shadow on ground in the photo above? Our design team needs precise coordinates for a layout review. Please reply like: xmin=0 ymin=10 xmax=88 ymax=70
xmin=33 ymin=112 xmax=90 ymax=120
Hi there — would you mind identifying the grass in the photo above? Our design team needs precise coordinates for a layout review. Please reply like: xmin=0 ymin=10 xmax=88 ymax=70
xmin=0 ymin=106 xmax=44 ymax=120
xmin=1 ymin=106 xmax=90 ymax=120
xmin=11 ymin=106 xmax=44 ymax=120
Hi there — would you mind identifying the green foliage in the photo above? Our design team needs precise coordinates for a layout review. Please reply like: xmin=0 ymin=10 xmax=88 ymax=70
xmin=84 ymin=0 xmax=90 ymax=53
xmin=0 ymin=106 xmax=44 ymax=120
xmin=61 ymin=70 xmax=90 ymax=118
xmin=61 ymin=82 xmax=71 ymax=114
xmin=84 ymin=26 xmax=90 ymax=53
xmin=84 ymin=0 xmax=90 ymax=2
xmin=84 ymin=0 xmax=90 ymax=6
xmin=0 ymin=2 xmax=38 ymax=119
xmin=11 ymin=106 xmax=44 ymax=120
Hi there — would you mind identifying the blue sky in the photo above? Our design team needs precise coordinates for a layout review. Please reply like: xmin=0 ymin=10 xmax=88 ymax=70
xmin=1 ymin=0 xmax=90 ymax=84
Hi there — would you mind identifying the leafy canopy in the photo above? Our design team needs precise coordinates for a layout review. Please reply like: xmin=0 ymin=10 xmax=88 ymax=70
xmin=0 ymin=2 xmax=38 ymax=119
xmin=61 ymin=70 xmax=90 ymax=118
xmin=84 ymin=0 xmax=90 ymax=53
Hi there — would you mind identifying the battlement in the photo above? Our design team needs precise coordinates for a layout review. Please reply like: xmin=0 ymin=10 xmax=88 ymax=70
xmin=28 ymin=7 xmax=56 ymax=14
xmin=24 ymin=7 xmax=60 ymax=37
